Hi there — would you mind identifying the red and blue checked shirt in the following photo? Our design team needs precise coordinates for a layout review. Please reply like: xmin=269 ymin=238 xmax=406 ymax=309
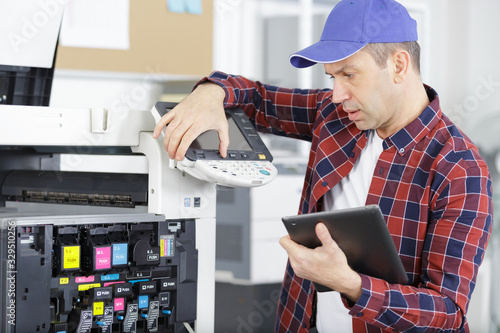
xmin=199 ymin=71 xmax=493 ymax=333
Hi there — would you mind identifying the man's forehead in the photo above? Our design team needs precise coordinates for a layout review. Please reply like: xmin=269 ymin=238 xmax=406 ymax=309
xmin=324 ymin=51 xmax=374 ymax=75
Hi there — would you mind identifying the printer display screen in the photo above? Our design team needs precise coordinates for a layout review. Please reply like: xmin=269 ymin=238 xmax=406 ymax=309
xmin=190 ymin=114 xmax=253 ymax=151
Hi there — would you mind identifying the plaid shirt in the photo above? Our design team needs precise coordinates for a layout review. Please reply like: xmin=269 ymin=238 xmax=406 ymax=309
xmin=201 ymin=71 xmax=493 ymax=332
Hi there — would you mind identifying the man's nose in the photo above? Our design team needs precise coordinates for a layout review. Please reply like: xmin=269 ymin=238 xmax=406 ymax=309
xmin=332 ymin=81 xmax=350 ymax=104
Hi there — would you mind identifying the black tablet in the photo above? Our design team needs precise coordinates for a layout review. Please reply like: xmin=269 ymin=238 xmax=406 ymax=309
xmin=282 ymin=205 xmax=408 ymax=291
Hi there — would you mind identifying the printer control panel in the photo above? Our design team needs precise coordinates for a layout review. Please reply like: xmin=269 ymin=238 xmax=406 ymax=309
xmin=152 ymin=102 xmax=278 ymax=187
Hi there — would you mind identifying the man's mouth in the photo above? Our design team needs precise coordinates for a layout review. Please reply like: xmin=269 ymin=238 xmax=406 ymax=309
xmin=345 ymin=108 xmax=361 ymax=121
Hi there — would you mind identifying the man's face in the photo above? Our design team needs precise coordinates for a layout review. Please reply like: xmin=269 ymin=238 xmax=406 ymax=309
xmin=324 ymin=50 xmax=398 ymax=138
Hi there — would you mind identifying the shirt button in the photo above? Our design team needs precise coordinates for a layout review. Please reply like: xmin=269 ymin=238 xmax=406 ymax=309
xmin=302 ymin=323 xmax=307 ymax=328
xmin=399 ymin=148 xmax=405 ymax=154
xmin=356 ymin=312 xmax=364 ymax=317
xmin=321 ymin=181 xmax=328 ymax=187
xmin=350 ymin=152 xmax=355 ymax=158
xmin=379 ymin=167 xmax=384 ymax=175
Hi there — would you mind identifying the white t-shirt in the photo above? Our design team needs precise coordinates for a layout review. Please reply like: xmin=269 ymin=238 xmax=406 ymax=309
xmin=316 ymin=130 xmax=384 ymax=333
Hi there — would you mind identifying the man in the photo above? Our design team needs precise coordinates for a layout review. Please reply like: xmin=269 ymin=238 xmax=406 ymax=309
xmin=153 ymin=0 xmax=493 ymax=332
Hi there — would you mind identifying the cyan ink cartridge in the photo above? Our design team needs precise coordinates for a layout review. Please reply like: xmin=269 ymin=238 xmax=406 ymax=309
xmin=107 ymin=224 xmax=128 ymax=267
xmin=112 ymin=242 xmax=128 ymax=267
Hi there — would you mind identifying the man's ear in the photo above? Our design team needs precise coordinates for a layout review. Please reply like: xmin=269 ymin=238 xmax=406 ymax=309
xmin=392 ymin=50 xmax=411 ymax=84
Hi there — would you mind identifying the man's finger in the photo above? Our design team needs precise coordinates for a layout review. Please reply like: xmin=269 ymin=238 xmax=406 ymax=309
xmin=279 ymin=234 xmax=293 ymax=251
xmin=217 ymin=127 xmax=230 ymax=158
xmin=315 ymin=223 xmax=336 ymax=247
xmin=153 ymin=109 xmax=176 ymax=138
xmin=165 ymin=121 xmax=192 ymax=160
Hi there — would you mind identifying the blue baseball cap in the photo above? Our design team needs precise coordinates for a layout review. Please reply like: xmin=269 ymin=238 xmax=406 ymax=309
xmin=289 ymin=0 xmax=418 ymax=68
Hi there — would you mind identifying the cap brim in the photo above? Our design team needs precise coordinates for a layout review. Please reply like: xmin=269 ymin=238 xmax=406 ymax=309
xmin=290 ymin=40 xmax=368 ymax=68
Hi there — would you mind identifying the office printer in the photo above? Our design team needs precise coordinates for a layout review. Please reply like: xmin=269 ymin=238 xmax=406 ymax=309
xmin=0 ymin=104 xmax=218 ymax=333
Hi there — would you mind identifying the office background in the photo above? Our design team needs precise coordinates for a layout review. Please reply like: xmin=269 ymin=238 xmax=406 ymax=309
xmin=46 ymin=0 xmax=500 ymax=332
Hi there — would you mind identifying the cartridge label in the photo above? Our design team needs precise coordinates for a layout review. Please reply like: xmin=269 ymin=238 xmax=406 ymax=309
xmin=76 ymin=276 xmax=95 ymax=283
xmin=112 ymin=243 xmax=128 ymax=266
xmin=114 ymin=298 xmax=125 ymax=311
xmin=138 ymin=295 xmax=149 ymax=309
xmin=95 ymin=246 xmax=112 ymax=270
xmin=93 ymin=302 xmax=104 ymax=316
xmin=101 ymin=274 xmax=120 ymax=282
xmin=78 ymin=283 xmax=101 ymax=291
xmin=63 ymin=245 xmax=80 ymax=270
xmin=160 ymin=235 xmax=175 ymax=257
xmin=159 ymin=292 xmax=170 ymax=306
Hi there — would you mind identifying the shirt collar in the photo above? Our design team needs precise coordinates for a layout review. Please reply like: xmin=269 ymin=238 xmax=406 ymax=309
xmin=383 ymin=85 xmax=441 ymax=155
